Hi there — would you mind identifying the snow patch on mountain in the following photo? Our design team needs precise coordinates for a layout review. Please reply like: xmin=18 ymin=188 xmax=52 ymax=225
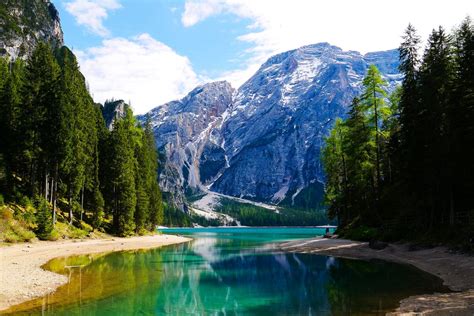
xmin=141 ymin=43 xmax=401 ymax=215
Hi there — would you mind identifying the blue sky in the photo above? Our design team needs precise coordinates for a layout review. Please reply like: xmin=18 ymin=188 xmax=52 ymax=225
xmin=58 ymin=0 xmax=254 ymax=79
xmin=56 ymin=0 xmax=474 ymax=114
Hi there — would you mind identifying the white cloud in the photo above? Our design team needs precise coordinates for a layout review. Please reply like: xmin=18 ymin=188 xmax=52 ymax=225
xmin=76 ymin=34 xmax=202 ymax=114
xmin=65 ymin=0 xmax=122 ymax=37
xmin=182 ymin=0 xmax=223 ymax=27
xmin=182 ymin=0 xmax=474 ymax=87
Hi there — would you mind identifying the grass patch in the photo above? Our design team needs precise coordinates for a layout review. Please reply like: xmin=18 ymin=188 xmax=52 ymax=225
xmin=53 ymin=221 xmax=89 ymax=240
xmin=0 ymin=206 xmax=36 ymax=243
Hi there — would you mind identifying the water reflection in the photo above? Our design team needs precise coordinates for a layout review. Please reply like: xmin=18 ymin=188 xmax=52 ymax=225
xmin=3 ymin=229 xmax=448 ymax=315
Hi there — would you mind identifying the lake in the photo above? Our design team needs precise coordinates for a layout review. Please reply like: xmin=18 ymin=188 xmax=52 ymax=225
xmin=5 ymin=227 xmax=448 ymax=315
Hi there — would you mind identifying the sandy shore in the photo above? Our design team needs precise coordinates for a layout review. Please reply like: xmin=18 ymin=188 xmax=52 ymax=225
xmin=279 ymin=238 xmax=474 ymax=315
xmin=0 ymin=234 xmax=191 ymax=311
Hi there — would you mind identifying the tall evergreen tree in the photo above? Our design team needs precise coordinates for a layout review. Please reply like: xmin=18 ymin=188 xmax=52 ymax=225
xmin=344 ymin=97 xmax=375 ymax=222
xmin=143 ymin=117 xmax=163 ymax=229
xmin=134 ymin=128 xmax=149 ymax=233
xmin=322 ymin=118 xmax=348 ymax=225
xmin=109 ymin=108 xmax=137 ymax=236
xmin=0 ymin=59 xmax=25 ymax=194
xmin=22 ymin=42 xmax=61 ymax=199
xmin=419 ymin=26 xmax=454 ymax=226
xmin=452 ymin=17 xmax=474 ymax=217
xmin=398 ymin=24 xmax=421 ymax=194
xmin=90 ymin=105 xmax=107 ymax=230
xmin=360 ymin=65 xmax=389 ymax=196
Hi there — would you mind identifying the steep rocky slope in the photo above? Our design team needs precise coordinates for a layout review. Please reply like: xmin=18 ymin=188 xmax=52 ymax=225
xmin=0 ymin=0 xmax=63 ymax=59
xmin=213 ymin=43 xmax=401 ymax=207
xmin=101 ymin=100 xmax=130 ymax=131
xmin=144 ymin=43 xmax=401 ymax=211
xmin=138 ymin=81 xmax=234 ymax=209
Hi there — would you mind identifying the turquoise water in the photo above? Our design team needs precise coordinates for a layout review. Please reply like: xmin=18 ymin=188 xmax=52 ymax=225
xmin=6 ymin=228 xmax=447 ymax=315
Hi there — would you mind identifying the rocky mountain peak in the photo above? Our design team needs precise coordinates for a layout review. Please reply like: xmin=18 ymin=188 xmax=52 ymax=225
xmin=143 ymin=43 xmax=401 ymax=211
xmin=138 ymin=81 xmax=235 ymax=210
xmin=176 ymin=81 xmax=234 ymax=115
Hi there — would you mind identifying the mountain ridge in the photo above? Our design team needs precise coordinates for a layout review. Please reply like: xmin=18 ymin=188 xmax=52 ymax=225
xmin=140 ymin=43 xmax=402 ymax=212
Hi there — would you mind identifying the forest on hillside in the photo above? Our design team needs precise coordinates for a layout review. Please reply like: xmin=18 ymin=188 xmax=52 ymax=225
xmin=322 ymin=18 xmax=474 ymax=248
xmin=0 ymin=43 xmax=164 ymax=239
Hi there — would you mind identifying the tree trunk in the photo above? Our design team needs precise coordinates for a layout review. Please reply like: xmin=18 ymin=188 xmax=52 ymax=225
xmin=45 ymin=172 xmax=49 ymax=201
xmin=53 ymin=176 xmax=57 ymax=225
xmin=80 ymin=186 xmax=84 ymax=222
xmin=68 ymin=184 xmax=73 ymax=225
xmin=373 ymin=81 xmax=381 ymax=200
xmin=52 ymin=164 xmax=58 ymax=226
xmin=49 ymin=175 xmax=54 ymax=204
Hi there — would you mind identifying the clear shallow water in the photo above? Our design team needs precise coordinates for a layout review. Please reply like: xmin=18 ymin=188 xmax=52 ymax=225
xmin=5 ymin=228 xmax=448 ymax=315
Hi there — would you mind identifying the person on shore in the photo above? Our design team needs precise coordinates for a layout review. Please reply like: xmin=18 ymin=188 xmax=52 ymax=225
xmin=324 ymin=227 xmax=331 ymax=238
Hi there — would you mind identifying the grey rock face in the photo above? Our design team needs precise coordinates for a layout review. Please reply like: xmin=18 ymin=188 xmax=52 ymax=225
xmin=144 ymin=43 xmax=401 ymax=208
xmin=138 ymin=81 xmax=234 ymax=208
xmin=213 ymin=43 xmax=401 ymax=205
xmin=0 ymin=0 xmax=64 ymax=59
xmin=101 ymin=100 xmax=129 ymax=131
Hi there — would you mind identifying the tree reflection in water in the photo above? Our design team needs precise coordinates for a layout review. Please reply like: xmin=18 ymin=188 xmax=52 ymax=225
xmin=3 ymin=232 xmax=448 ymax=315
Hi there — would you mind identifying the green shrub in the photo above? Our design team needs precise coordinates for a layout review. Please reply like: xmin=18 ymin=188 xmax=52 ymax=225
xmin=54 ymin=221 xmax=88 ymax=239
xmin=0 ymin=207 xmax=36 ymax=243
xmin=68 ymin=225 xmax=88 ymax=239
xmin=91 ymin=189 xmax=105 ymax=230
xmin=343 ymin=225 xmax=379 ymax=241
xmin=4 ymin=230 xmax=20 ymax=243
xmin=19 ymin=195 xmax=33 ymax=209
xmin=34 ymin=195 xmax=53 ymax=240
xmin=1 ymin=206 xmax=13 ymax=221
xmin=47 ymin=229 xmax=60 ymax=241
xmin=10 ymin=221 xmax=35 ymax=241
xmin=0 ymin=194 xmax=4 ymax=206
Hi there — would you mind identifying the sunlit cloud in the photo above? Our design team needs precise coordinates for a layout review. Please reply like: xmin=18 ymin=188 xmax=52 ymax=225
xmin=65 ymin=0 xmax=122 ymax=37
xmin=76 ymin=33 xmax=203 ymax=114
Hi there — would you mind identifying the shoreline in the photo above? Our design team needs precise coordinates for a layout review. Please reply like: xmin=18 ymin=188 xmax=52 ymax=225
xmin=279 ymin=237 xmax=474 ymax=315
xmin=0 ymin=234 xmax=191 ymax=311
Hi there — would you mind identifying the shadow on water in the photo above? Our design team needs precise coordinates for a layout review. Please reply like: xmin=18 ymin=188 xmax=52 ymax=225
xmin=3 ymin=228 xmax=449 ymax=315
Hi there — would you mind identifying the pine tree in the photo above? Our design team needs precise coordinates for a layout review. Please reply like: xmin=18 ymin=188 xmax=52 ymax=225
xmin=384 ymin=86 xmax=402 ymax=184
xmin=22 ymin=42 xmax=61 ymax=199
xmin=0 ymin=57 xmax=9 ymax=190
xmin=322 ymin=118 xmax=348 ymax=225
xmin=452 ymin=17 xmax=474 ymax=217
xmin=35 ymin=195 xmax=53 ymax=240
xmin=322 ymin=19 xmax=474 ymax=242
xmin=109 ymin=108 xmax=137 ymax=236
xmin=419 ymin=26 xmax=454 ymax=226
xmin=398 ymin=24 xmax=421 ymax=194
xmin=89 ymin=105 xmax=107 ymax=230
xmin=0 ymin=58 xmax=25 ymax=194
xmin=134 ymin=128 xmax=150 ymax=234
xmin=360 ymin=65 xmax=389 ymax=196
xmin=142 ymin=116 xmax=163 ymax=229
xmin=344 ymin=97 xmax=374 ymax=222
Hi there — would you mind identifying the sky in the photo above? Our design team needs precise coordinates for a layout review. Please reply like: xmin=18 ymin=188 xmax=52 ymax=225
xmin=56 ymin=0 xmax=474 ymax=114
